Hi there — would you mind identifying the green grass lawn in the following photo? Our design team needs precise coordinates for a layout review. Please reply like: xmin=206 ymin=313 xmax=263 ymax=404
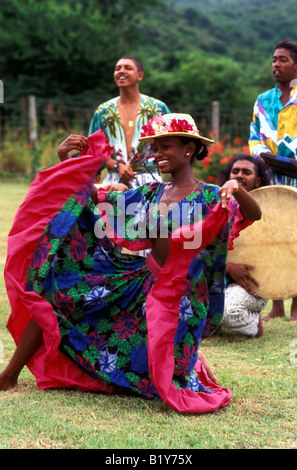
xmin=0 ymin=179 xmax=296 ymax=449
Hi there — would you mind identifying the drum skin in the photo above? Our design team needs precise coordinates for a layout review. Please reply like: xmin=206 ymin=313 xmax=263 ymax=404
xmin=227 ymin=185 xmax=297 ymax=300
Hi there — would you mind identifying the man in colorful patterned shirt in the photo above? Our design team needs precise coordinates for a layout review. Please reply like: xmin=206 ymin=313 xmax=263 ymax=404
xmin=89 ymin=56 xmax=170 ymax=189
xmin=249 ymin=39 xmax=297 ymax=322
xmin=249 ymin=39 xmax=297 ymax=188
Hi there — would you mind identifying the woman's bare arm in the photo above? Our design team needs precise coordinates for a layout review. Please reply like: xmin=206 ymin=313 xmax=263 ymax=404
xmin=219 ymin=180 xmax=261 ymax=221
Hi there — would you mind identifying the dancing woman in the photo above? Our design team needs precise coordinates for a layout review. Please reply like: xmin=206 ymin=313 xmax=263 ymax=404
xmin=1 ymin=114 xmax=261 ymax=413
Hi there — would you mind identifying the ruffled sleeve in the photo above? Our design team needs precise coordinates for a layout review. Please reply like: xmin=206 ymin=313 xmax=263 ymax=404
xmin=227 ymin=197 xmax=253 ymax=250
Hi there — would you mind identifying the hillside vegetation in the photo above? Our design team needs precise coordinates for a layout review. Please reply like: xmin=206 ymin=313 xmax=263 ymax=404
xmin=1 ymin=0 xmax=296 ymax=118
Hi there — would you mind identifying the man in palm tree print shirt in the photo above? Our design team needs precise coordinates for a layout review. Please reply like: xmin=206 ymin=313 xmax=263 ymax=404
xmin=89 ymin=56 xmax=170 ymax=189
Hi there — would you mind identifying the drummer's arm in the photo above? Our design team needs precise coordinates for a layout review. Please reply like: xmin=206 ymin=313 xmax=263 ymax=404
xmin=219 ymin=181 xmax=262 ymax=221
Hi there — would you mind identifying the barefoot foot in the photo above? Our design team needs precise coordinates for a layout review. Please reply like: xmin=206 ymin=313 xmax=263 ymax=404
xmin=198 ymin=350 xmax=219 ymax=385
xmin=263 ymin=300 xmax=285 ymax=322
xmin=0 ymin=370 xmax=18 ymax=391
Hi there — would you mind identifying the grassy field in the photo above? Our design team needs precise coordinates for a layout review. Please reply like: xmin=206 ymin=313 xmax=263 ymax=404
xmin=0 ymin=179 xmax=296 ymax=449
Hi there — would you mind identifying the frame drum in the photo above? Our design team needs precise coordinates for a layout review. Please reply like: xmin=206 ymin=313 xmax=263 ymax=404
xmin=227 ymin=185 xmax=297 ymax=300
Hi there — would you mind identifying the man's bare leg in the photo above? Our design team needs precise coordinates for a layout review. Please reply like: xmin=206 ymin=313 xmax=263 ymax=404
xmin=263 ymin=300 xmax=285 ymax=322
xmin=0 ymin=319 xmax=43 ymax=390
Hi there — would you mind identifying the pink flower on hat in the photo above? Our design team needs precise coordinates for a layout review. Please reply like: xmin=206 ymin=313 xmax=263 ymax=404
xmin=141 ymin=114 xmax=167 ymax=136
xmin=140 ymin=114 xmax=199 ymax=138
xmin=139 ymin=113 xmax=213 ymax=145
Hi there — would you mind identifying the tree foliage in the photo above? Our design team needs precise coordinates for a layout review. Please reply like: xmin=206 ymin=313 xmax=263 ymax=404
xmin=1 ymin=0 xmax=296 ymax=117
xmin=0 ymin=0 xmax=162 ymax=101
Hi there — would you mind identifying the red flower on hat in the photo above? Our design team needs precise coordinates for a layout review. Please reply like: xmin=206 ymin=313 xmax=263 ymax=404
xmin=169 ymin=119 xmax=194 ymax=133
xmin=140 ymin=114 xmax=199 ymax=138
xmin=140 ymin=121 xmax=155 ymax=136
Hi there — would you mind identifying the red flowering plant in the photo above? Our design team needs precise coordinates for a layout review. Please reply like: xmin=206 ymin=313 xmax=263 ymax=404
xmin=194 ymin=133 xmax=250 ymax=184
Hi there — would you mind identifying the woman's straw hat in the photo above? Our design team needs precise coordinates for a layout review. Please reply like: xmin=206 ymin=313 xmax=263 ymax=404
xmin=139 ymin=113 xmax=214 ymax=145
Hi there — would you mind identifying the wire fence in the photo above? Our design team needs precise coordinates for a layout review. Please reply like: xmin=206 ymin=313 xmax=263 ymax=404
xmin=0 ymin=95 xmax=252 ymax=147
xmin=0 ymin=97 xmax=94 ymax=144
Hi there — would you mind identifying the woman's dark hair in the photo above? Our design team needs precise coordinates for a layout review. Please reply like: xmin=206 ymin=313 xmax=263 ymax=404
xmin=179 ymin=136 xmax=208 ymax=163
xmin=217 ymin=154 xmax=270 ymax=187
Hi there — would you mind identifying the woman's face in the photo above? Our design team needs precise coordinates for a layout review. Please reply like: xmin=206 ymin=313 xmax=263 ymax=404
xmin=151 ymin=137 xmax=193 ymax=174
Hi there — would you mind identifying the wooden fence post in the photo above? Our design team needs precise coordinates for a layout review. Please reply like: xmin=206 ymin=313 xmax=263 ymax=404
xmin=211 ymin=100 xmax=220 ymax=140
xmin=0 ymin=80 xmax=3 ymax=104
xmin=28 ymin=95 xmax=38 ymax=149
xmin=28 ymin=95 xmax=39 ymax=175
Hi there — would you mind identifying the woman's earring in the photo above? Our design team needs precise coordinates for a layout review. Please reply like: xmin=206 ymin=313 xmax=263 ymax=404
xmin=186 ymin=152 xmax=191 ymax=157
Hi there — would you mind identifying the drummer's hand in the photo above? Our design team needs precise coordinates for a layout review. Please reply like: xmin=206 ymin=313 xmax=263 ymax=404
xmin=219 ymin=180 xmax=240 ymax=209
xmin=57 ymin=134 xmax=91 ymax=161
xmin=227 ymin=262 xmax=259 ymax=294
xmin=198 ymin=351 xmax=219 ymax=385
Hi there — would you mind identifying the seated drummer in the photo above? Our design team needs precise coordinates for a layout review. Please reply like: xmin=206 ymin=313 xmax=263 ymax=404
xmin=217 ymin=155 xmax=270 ymax=337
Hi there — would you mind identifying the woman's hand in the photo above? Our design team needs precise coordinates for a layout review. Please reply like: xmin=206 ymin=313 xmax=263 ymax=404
xmin=57 ymin=134 xmax=91 ymax=161
xmin=219 ymin=179 xmax=261 ymax=221
xmin=218 ymin=180 xmax=239 ymax=209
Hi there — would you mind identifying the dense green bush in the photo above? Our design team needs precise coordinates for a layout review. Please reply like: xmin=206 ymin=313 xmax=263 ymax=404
xmin=0 ymin=130 xmax=67 ymax=176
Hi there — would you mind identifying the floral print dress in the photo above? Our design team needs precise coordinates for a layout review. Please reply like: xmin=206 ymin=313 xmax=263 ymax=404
xmin=5 ymin=132 xmax=251 ymax=413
